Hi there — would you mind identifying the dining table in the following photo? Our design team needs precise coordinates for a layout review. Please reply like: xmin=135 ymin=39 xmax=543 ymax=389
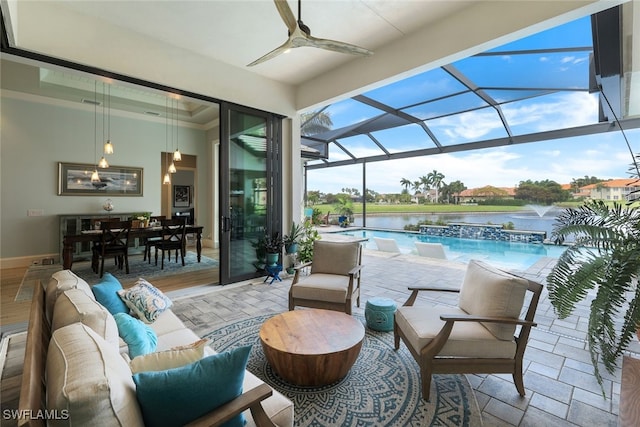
xmin=62 ymin=225 xmax=204 ymax=270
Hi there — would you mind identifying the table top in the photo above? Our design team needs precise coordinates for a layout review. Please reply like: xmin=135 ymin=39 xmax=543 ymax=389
xmin=259 ymin=309 xmax=364 ymax=356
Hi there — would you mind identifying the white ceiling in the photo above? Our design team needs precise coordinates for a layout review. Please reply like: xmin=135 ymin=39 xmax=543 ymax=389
xmin=1 ymin=1 xmax=625 ymax=115
xmin=52 ymin=0 xmax=472 ymax=85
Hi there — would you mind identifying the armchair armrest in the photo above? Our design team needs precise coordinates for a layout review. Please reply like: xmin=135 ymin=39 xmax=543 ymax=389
xmin=403 ymin=286 xmax=460 ymax=307
xmin=348 ymin=264 xmax=364 ymax=277
xmin=294 ymin=261 xmax=312 ymax=270
xmin=440 ymin=314 xmax=537 ymax=328
xmin=185 ymin=383 xmax=276 ymax=427
xmin=423 ymin=313 xmax=538 ymax=357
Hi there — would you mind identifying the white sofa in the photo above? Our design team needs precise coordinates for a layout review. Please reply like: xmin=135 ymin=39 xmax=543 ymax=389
xmin=19 ymin=270 xmax=294 ymax=427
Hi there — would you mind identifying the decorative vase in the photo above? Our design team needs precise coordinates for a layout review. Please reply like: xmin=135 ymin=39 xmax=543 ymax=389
xmin=265 ymin=252 xmax=279 ymax=267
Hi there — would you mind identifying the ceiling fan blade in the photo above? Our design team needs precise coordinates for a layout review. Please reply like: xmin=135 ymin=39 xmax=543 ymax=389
xmin=247 ymin=39 xmax=293 ymax=67
xmin=274 ymin=0 xmax=297 ymax=34
xmin=306 ymin=34 xmax=373 ymax=57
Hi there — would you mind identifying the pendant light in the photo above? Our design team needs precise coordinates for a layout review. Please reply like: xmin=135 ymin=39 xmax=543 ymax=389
xmin=173 ymin=98 xmax=182 ymax=161
xmin=103 ymin=84 xmax=114 ymax=154
xmin=163 ymin=97 xmax=171 ymax=185
xmin=90 ymin=81 xmax=100 ymax=183
xmin=98 ymin=83 xmax=109 ymax=168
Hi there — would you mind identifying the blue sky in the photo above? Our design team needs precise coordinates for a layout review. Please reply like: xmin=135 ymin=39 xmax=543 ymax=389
xmin=306 ymin=16 xmax=640 ymax=195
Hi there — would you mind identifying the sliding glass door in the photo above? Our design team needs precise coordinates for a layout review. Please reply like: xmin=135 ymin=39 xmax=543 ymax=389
xmin=219 ymin=104 xmax=281 ymax=284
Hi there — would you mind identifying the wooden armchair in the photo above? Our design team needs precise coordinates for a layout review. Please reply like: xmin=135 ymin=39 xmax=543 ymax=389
xmin=289 ymin=240 xmax=363 ymax=315
xmin=394 ymin=259 xmax=543 ymax=400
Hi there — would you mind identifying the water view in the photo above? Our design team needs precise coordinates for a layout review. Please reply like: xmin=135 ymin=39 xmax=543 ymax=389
xmin=331 ymin=228 xmax=567 ymax=271
xmin=333 ymin=206 xmax=567 ymax=270
xmin=352 ymin=205 xmax=562 ymax=239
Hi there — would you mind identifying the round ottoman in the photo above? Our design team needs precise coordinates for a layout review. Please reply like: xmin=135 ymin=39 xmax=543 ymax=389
xmin=365 ymin=297 xmax=397 ymax=332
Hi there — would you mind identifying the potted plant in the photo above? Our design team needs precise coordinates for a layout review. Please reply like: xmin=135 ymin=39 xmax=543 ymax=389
xmin=284 ymin=221 xmax=304 ymax=253
xmin=334 ymin=196 xmax=354 ymax=225
xmin=263 ymin=232 xmax=283 ymax=266
xmin=547 ymin=199 xmax=640 ymax=392
xmin=297 ymin=220 xmax=321 ymax=264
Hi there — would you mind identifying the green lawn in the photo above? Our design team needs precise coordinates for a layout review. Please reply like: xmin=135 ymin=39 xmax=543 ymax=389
xmin=312 ymin=203 xmax=554 ymax=215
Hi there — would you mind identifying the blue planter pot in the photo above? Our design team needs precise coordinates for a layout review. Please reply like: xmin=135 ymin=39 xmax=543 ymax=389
xmin=285 ymin=243 xmax=298 ymax=254
xmin=266 ymin=252 xmax=279 ymax=266
xmin=338 ymin=215 xmax=347 ymax=224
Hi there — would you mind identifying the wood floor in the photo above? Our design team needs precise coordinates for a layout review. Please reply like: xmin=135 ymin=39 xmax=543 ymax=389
xmin=0 ymin=247 xmax=220 ymax=327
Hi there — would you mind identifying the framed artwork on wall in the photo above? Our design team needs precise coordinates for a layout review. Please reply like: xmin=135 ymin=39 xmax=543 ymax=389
xmin=173 ymin=185 xmax=191 ymax=207
xmin=58 ymin=162 xmax=143 ymax=196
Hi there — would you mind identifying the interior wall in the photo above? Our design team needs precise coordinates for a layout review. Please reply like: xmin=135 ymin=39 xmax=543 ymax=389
xmin=0 ymin=92 xmax=212 ymax=265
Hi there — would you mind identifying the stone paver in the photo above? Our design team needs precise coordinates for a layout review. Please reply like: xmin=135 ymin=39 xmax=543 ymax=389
xmin=170 ymin=247 xmax=633 ymax=426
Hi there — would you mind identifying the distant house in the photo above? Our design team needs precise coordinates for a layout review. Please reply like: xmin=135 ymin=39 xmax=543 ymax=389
xmin=561 ymin=183 xmax=590 ymax=199
xmin=459 ymin=186 xmax=516 ymax=203
xmin=581 ymin=179 xmax=640 ymax=202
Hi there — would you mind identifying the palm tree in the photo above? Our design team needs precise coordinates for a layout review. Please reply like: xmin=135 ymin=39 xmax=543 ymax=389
xmin=419 ymin=175 xmax=430 ymax=200
xmin=301 ymin=110 xmax=332 ymax=136
xmin=427 ymin=169 xmax=445 ymax=203
xmin=400 ymin=178 xmax=411 ymax=193
xmin=411 ymin=180 xmax=421 ymax=196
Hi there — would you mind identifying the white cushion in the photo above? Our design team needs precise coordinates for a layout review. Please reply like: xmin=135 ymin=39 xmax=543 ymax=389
xmin=46 ymin=323 xmax=144 ymax=427
xmin=311 ymin=241 xmax=359 ymax=276
xmin=291 ymin=273 xmax=350 ymax=303
xmin=45 ymin=270 xmax=94 ymax=323
xmin=52 ymin=288 xmax=119 ymax=348
xmin=458 ymin=260 xmax=528 ymax=340
xmin=395 ymin=304 xmax=517 ymax=358
xmin=129 ymin=339 xmax=209 ymax=374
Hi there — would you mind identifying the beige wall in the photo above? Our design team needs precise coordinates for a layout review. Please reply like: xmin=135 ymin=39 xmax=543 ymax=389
xmin=0 ymin=92 xmax=213 ymax=266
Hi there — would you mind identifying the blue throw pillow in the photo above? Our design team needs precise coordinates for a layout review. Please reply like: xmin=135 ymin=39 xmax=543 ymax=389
xmin=113 ymin=312 xmax=157 ymax=358
xmin=91 ymin=273 xmax=128 ymax=315
xmin=133 ymin=345 xmax=252 ymax=427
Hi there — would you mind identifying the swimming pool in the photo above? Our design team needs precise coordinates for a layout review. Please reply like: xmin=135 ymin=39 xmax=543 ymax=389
xmin=330 ymin=228 xmax=567 ymax=271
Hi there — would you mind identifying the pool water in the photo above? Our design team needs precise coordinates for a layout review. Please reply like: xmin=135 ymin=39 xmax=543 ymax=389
xmin=330 ymin=228 xmax=567 ymax=271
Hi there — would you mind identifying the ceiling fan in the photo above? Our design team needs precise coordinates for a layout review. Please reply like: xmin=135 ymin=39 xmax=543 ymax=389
xmin=247 ymin=0 xmax=373 ymax=67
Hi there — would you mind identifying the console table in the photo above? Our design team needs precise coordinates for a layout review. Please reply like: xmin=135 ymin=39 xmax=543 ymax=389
xmin=62 ymin=225 xmax=203 ymax=270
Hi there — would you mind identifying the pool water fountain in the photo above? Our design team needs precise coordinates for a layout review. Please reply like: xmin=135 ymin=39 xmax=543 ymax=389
xmin=526 ymin=204 xmax=556 ymax=217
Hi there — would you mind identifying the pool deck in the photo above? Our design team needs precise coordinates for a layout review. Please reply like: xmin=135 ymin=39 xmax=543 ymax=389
xmin=173 ymin=226 xmax=639 ymax=426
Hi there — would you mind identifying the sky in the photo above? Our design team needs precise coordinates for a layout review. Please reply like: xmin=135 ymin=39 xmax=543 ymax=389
xmin=305 ymin=15 xmax=640 ymax=195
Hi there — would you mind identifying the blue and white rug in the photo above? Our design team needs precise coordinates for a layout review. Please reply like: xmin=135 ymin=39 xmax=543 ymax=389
xmin=204 ymin=314 xmax=482 ymax=427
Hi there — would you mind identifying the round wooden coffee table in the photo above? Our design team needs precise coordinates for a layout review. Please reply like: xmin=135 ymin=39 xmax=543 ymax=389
xmin=259 ymin=309 xmax=365 ymax=386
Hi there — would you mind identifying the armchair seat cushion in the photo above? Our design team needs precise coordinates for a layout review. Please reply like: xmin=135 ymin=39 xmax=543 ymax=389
xmin=290 ymin=273 xmax=350 ymax=303
xmin=395 ymin=304 xmax=517 ymax=359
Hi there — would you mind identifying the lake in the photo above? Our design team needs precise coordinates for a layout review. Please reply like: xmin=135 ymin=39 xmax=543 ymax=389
xmin=351 ymin=206 xmax=563 ymax=239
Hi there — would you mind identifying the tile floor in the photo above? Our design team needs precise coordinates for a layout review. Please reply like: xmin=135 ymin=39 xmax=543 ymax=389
xmin=171 ymin=248 xmax=637 ymax=426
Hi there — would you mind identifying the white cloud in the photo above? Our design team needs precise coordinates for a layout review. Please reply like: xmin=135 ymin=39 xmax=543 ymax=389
xmin=306 ymin=128 xmax=640 ymax=195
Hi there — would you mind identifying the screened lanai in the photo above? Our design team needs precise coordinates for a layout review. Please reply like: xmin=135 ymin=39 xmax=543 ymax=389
xmin=302 ymin=5 xmax=640 ymax=223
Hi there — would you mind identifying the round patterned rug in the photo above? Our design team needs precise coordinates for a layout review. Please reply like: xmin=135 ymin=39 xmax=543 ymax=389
xmin=203 ymin=314 xmax=482 ymax=427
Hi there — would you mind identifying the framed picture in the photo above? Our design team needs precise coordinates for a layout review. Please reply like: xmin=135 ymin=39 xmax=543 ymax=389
xmin=173 ymin=185 xmax=191 ymax=207
xmin=58 ymin=162 xmax=143 ymax=196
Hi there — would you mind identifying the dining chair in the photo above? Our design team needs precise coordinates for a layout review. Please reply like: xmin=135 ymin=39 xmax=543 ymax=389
xmin=151 ymin=218 xmax=187 ymax=269
xmin=92 ymin=220 xmax=132 ymax=278
xmin=143 ymin=215 xmax=166 ymax=262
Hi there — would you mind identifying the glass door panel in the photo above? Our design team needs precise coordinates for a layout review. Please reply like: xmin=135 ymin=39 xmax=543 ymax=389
xmin=220 ymin=106 xmax=269 ymax=283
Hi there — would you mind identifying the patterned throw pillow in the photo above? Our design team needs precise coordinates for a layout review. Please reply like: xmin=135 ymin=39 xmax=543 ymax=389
xmin=117 ymin=278 xmax=172 ymax=323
